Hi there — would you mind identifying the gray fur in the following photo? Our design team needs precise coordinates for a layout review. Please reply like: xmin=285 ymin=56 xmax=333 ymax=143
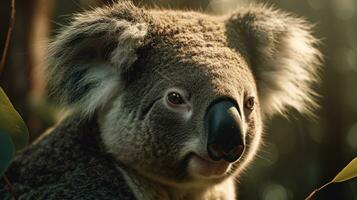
xmin=2 ymin=2 xmax=321 ymax=199
xmin=0 ymin=114 xmax=135 ymax=199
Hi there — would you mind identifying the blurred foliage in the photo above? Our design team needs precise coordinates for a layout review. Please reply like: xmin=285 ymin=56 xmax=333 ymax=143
xmin=0 ymin=130 xmax=14 ymax=176
xmin=1 ymin=0 xmax=357 ymax=199
xmin=0 ymin=87 xmax=29 ymax=175
xmin=0 ymin=87 xmax=29 ymax=151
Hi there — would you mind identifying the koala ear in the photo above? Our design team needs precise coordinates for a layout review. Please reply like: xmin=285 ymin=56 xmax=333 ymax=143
xmin=226 ymin=4 xmax=322 ymax=117
xmin=48 ymin=2 xmax=149 ymax=117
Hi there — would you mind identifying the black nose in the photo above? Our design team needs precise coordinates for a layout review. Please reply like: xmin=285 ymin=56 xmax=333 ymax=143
xmin=205 ymin=99 xmax=245 ymax=163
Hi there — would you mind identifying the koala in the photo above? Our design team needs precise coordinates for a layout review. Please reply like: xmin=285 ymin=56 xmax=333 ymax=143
xmin=0 ymin=1 xmax=321 ymax=200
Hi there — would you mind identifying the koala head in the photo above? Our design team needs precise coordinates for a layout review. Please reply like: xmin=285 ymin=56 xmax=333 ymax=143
xmin=48 ymin=2 xmax=321 ymax=188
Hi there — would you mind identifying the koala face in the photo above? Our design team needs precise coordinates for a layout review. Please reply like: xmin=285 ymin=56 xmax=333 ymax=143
xmin=100 ymin=21 xmax=262 ymax=186
xmin=48 ymin=2 xmax=321 ymax=188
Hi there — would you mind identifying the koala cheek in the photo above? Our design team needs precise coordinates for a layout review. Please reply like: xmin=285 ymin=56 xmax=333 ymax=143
xmin=99 ymin=106 xmax=146 ymax=166
xmin=146 ymin=107 xmax=191 ymax=153
xmin=100 ymin=125 xmax=137 ymax=164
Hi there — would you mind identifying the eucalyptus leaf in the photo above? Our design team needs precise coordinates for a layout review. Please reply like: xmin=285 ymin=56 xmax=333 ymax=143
xmin=0 ymin=129 xmax=15 ymax=176
xmin=0 ymin=87 xmax=29 ymax=151
xmin=332 ymin=157 xmax=357 ymax=183
xmin=306 ymin=157 xmax=357 ymax=200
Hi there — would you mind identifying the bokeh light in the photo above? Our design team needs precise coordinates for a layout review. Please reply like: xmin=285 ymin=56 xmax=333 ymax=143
xmin=261 ymin=183 xmax=290 ymax=200
xmin=346 ymin=123 xmax=357 ymax=149
xmin=307 ymin=0 xmax=326 ymax=10
xmin=330 ymin=0 xmax=355 ymax=20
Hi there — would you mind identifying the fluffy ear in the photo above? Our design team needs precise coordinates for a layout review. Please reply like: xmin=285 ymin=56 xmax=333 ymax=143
xmin=47 ymin=2 xmax=149 ymax=117
xmin=226 ymin=4 xmax=322 ymax=117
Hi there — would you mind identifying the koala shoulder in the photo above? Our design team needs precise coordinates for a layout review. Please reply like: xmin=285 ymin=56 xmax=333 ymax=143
xmin=0 ymin=115 xmax=135 ymax=199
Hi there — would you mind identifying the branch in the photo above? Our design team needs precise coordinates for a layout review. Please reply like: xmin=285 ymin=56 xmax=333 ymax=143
xmin=0 ymin=0 xmax=16 ymax=75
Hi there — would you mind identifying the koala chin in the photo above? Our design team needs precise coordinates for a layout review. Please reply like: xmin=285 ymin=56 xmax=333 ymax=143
xmin=0 ymin=1 xmax=321 ymax=200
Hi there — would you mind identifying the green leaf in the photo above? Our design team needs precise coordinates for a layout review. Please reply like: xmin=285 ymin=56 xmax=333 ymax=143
xmin=0 ymin=129 xmax=15 ymax=176
xmin=332 ymin=157 xmax=357 ymax=183
xmin=306 ymin=157 xmax=357 ymax=200
xmin=0 ymin=87 xmax=29 ymax=151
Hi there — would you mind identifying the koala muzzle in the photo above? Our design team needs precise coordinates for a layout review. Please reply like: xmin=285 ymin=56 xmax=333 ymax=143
xmin=205 ymin=99 xmax=245 ymax=163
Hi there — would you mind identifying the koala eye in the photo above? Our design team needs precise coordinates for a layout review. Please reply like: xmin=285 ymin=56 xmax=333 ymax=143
xmin=167 ymin=92 xmax=185 ymax=105
xmin=245 ymin=97 xmax=255 ymax=110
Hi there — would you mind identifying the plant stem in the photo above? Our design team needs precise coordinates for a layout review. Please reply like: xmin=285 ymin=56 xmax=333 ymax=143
xmin=305 ymin=182 xmax=331 ymax=200
xmin=0 ymin=0 xmax=16 ymax=75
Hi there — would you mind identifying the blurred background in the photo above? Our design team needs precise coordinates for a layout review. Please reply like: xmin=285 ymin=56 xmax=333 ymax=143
xmin=0 ymin=0 xmax=356 ymax=199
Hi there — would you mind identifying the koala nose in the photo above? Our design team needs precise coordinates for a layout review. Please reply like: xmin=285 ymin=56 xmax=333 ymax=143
xmin=205 ymin=99 xmax=245 ymax=163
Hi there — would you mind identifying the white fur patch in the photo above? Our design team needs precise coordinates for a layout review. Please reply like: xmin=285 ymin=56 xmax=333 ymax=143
xmin=259 ymin=25 xmax=321 ymax=116
xmin=76 ymin=66 xmax=120 ymax=117
xmin=111 ymin=23 xmax=148 ymax=72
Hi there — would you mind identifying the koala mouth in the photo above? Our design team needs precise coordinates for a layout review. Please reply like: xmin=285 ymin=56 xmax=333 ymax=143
xmin=187 ymin=153 xmax=231 ymax=178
